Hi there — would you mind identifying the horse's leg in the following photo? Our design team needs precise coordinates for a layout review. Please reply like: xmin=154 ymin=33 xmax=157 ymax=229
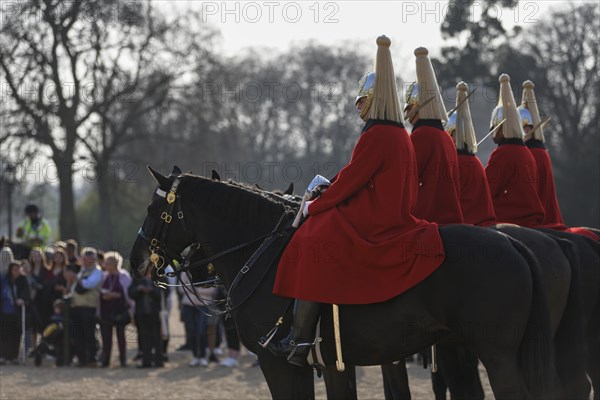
xmin=322 ymin=365 xmax=358 ymax=400
xmin=436 ymin=343 xmax=483 ymax=400
xmin=381 ymin=362 xmax=411 ymax=400
xmin=431 ymin=369 xmax=447 ymax=400
xmin=588 ymin=299 xmax=600 ymax=400
xmin=476 ymin=351 xmax=527 ymax=400
xmin=257 ymin=352 xmax=315 ymax=399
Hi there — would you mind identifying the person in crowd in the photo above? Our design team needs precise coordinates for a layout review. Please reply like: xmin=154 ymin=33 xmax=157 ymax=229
xmin=47 ymin=246 xmax=68 ymax=302
xmin=0 ymin=261 xmax=31 ymax=364
xmin=177 ymin=273 xmax=217 ymax=367
xmin=65 ymin=239 xmax=80 ymax=266
xmin=70 ymin=247 xmax=102 ymax=367
xmin=99 ymin=251 xmax=132 ymax=368
xmin=129 ymin=276 xmax=164 ymax=368
xmin=219 ymin=312 xmax=241 ymax=368
xmin=96 ymin=251 xmax=105 ymax=270
xmin=160 ymin=270 xmax=176 ymax=362
xmin=34 ymin=246 xmax=68 ymax=362
xmin=15 ymin=204 xmax=51 ymax=250
xmin=29 ymin=248 xmax=52 ymax=330
xmin=216 ymin=287 xmax=240 ymax=368
xmin=0 ymin=245 xmax=14 ymax=277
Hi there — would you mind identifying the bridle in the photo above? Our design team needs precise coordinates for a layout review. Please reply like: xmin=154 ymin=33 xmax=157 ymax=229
xmin=136 ymin=176 xmax=295 ymax=317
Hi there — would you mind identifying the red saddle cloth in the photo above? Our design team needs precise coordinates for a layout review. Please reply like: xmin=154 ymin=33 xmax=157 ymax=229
xmin=273 ymin=121 xmax=445 ymax=305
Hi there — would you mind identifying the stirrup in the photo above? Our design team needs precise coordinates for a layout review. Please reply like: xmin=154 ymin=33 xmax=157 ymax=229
xmin=286 ymin=338 xmax=322 ymax=366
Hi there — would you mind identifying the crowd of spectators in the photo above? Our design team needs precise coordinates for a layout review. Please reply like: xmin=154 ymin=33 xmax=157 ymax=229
xmin=0 ymin=205 xmax=243 ymax=368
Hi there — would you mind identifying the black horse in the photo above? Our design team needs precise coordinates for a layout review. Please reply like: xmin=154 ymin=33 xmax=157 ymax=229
xmin=130 ymin=167 xmax=556 ymax=399
xmin=432 ymin=224 xmax=591 ymax=399
xmin=534 ymin=228 xmax=600 ymax=399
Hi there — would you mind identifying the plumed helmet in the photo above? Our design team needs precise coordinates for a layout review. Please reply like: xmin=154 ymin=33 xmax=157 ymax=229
xmin=521 ymin=80 xmax=545 ymax=141
xmin=365 ymin=35 xmax=403 ymax=123
xmin=490 ymin=74 xmax=524 ymax=140
xmin=411 ymin=47 xmax=448 ymax=121
xmin=517 ymin=105 xmax=533 ymax=127
xmin=453 ymin=81 xmax=477 ymax=153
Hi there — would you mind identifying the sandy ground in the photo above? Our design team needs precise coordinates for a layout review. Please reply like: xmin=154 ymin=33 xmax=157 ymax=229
xmin=1 ymin=300 xmax=495 ymax=400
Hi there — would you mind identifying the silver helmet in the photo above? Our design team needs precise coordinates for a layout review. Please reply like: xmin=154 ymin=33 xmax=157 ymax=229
xmin=356 ymin=72 xmax=376 ymax=120
xmin=445 ymin=111 xmax=457 ymax=136
xmin=404 ymin=81 xmax=419 ymax=111
xmin=490 ymin=104 xmax=504 ymax=134
xmin=356 ymin=72 xmax=376 ymax=105
xmin=517 ymin=105 xmax=533 ymax=127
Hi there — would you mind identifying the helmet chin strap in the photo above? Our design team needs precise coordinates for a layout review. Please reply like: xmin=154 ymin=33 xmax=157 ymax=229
xmin=359 ymin=94 xmax=373 ymax=120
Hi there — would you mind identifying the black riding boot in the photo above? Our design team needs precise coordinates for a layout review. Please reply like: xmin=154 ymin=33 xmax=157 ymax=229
xmin=267 ymin=300 xmax=320 ymax=367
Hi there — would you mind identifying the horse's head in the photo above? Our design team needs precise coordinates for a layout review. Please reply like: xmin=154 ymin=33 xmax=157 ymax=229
xmin=130 ymin=165 xmax=196 ymax=279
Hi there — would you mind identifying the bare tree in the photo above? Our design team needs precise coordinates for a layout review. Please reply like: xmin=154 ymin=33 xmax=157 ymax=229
xmin=0 ymin=1 xmax=191 ymax=242
xmin=521 ymin=4 xmax=599 ymax=226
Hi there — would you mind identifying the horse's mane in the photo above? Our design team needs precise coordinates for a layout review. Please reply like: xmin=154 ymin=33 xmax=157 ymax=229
xmin=178 ymin=173 xmax=299 ymax=227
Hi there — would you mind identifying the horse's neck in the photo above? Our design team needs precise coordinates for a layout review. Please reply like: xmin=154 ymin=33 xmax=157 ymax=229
xmin=188 ymin=193 xmax=285 ymax=287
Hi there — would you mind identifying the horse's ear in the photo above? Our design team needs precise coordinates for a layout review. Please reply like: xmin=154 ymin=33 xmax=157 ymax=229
xmin=255 ymin=183 xmax=263 ymax=190
xmin=171 ymin=165 xmax=182 ymax=177
xmin=211 ymin=170 xmax=221 ymax=181
xmin=284 ymin=183 xmax=294 ymax=195
xmin=147 ymin=166 xmax=171 ymax=189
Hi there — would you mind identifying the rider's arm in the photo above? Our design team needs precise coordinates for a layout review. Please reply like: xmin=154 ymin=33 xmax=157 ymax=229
xmin=308 ymin=128 xmax=383 ymax=216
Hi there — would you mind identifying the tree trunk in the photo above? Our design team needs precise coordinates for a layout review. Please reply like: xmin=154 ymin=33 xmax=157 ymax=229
xmin=55 ymin=157 xmax=79 ymax=241
xmin=96 ymin=161 xmax=114 ymax=249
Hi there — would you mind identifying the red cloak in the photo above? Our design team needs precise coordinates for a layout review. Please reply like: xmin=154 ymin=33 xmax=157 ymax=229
xmin=457 ymin=152 xmax=497 ymax=227
xmin=273 ymin=120 xmax=445 ymax=305
xmin=485 ymin=140 xmax=545 ymax=227
xmin=527 ymin=140 xmax=600 ymax=241
xmin=410 ymin=120 xmax=464 ymax=224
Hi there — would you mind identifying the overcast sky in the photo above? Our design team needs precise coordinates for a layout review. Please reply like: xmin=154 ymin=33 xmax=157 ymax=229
xmin=158 ymin=0 xmax=560 ymax=76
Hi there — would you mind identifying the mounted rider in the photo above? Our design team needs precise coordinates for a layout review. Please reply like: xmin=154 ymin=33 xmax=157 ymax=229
xmin=404 ymin=48 xmax=463 ymax=225
xmin=269 ymin=36 xmax=445 ymax=366
xmin=446 ymin=82 xmax=497 ymax=227
xmin=519 ymin=80 xmax=600 ymax=241
xmin=484 ymin=74 xmax=546 ymax=228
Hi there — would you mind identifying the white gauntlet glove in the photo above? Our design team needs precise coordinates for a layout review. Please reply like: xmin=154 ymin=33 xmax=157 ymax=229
xmin=303 ymin=200 xmax=313 ymax=217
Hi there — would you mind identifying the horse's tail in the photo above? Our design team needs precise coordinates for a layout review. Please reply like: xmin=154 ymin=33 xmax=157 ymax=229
xmin=506 ymin=235 xmax=556 ymax=399
xmin=549 ymin=236 xmax=591 ymax=397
